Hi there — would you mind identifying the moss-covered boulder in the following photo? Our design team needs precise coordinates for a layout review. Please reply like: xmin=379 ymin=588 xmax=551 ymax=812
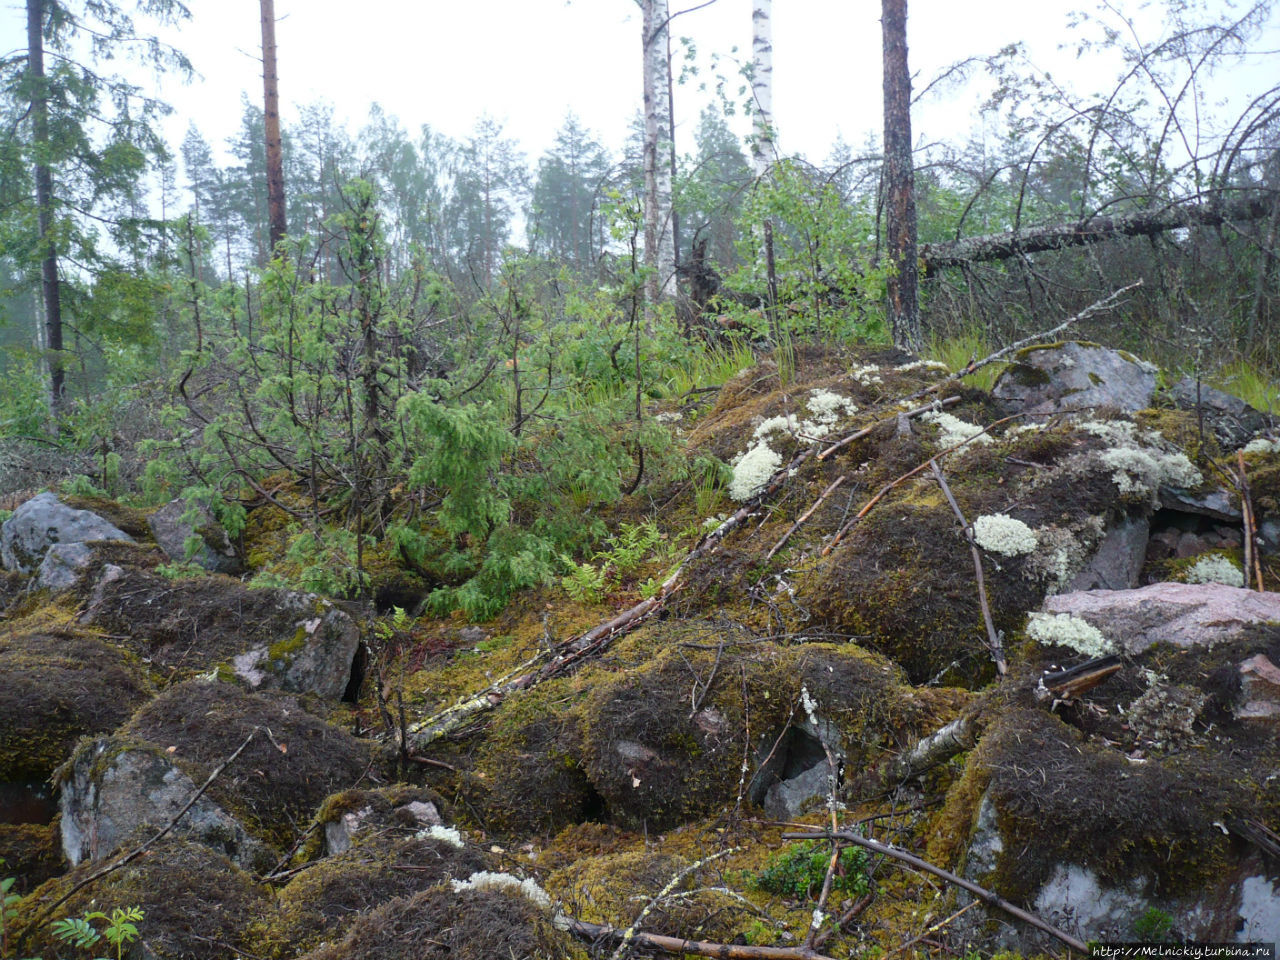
xmin=307 ymin=784 xmax=454 ymax=858
xmin=300 ymin=885 xmax=583 ymax=960
xmin=254 ymin=834 xmax=491 ymax=957
xmin=991 ymin=341 xmax=1158 ymax=416
xmin=58 ymin=680 xmax=375 ymax=870
xmin=82 ymin=565 xmax=361 ymax=698
xmin=0 ymin=622 xmax=149 ymax=783
xmin=0 ymin=821 xmax=62 ymax=894
xmin=933 ymin=618 xmax=1280 ymax=949
xmin=13 ymin=836 xmax=270 ymax=960
xmin=147 ymin=495 xmax=242 ymax=574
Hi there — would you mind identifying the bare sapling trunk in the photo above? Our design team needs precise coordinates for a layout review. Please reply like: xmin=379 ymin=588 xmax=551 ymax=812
xmin=642 ymin=0 xmax=676 ymax=309
xmin=882 ymin=0 xmax=921 ymax=353
xmin=261 ymin=0 xmax=287 ymax=253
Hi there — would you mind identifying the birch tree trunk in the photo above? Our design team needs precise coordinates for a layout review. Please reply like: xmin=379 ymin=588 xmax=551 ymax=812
xmin=260 ymin=0 xmax=287 ymax=252
xmin=881 ymin=0 xmax=922 ymax=352
xmin=750 ymin=0 xmax=775 ymax=178
xmin=27 ymin=0 xmax=65 ymax=417
xmin=641 ymin=0 xmax=676 ymax=307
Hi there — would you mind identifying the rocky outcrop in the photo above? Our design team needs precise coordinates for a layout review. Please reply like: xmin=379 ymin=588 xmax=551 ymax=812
xmin=0 ymin=492 xmax=133 ymax=573
xmin=1042 ymin=581 xmax=1280 ymax=654
xmin=991 ymin=341 xmax=1157 ymax=416
xmin=147 ymin=496 xmax=241 ymax=574
xmin=1168 ymin=377 xmax=1272 ymax=449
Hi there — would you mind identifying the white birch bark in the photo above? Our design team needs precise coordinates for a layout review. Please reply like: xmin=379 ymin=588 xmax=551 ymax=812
xmin=750 ymin=0 xmax=775 ymax=178
xmin=642 ymin=0 xmax=676 ymax=305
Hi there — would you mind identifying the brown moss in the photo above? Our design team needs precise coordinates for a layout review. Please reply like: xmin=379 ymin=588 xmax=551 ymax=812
xmin=0 ymin=624 xmax=149 ymax=780
xmin=301 ymin=886 xmax=585 ymax=960
xmin=254 ymin=835 xmax=491 ymax=957
xmin=299 ymin=784 xmax=455 ymax=862
xmin=13 ymin=836 xmax=269 ymax=960
xmin=0 ymin=821 xmax=62 ymax=894
xmin=469 ymin=677 xmax=600 ymax=837
xmin=123 ymin=680 xmax=376 ymax=851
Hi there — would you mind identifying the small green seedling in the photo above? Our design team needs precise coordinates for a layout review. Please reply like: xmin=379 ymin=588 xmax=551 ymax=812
xmin=51 ymin=906 xmax=144 ymax=960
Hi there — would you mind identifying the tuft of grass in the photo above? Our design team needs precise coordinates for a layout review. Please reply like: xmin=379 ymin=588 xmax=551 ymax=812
xmin=1210 ymin=360 xmax=1279 ymax=414
xmin=663 ymin=339 xmax=757 ymax=399
xmin=924 ymin=327 xmax=1006 ymax=392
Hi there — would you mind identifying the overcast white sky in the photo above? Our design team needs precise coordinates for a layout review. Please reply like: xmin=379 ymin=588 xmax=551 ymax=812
xmin=4 ymin=0 xmax=1278 ymax=173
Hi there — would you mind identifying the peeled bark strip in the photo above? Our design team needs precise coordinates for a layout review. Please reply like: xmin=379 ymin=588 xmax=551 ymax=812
xmin=878 ymin=712 xmax=978 ymax=785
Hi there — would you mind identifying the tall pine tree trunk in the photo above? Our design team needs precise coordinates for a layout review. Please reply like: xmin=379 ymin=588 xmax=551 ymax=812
xmin=751 ymin=0 xmax=778 ymax=337
xmin=27 ymin=0 xmax=65 ymax=417
xmin=882 ymin=0 xmax=921 ymax=352
xmin=642 ymin=0 xmax=675 ymax=309
xmin=260 ymin=0 xmax=287 ymax=252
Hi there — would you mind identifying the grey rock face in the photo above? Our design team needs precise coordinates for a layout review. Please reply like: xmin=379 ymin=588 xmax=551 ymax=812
xmin=991 ymin=341 xmax=1157 ymax=416
xmin=1168 ymin=378 xmax=1272 ymax=449
xmin=35 ymin=541 xmax=96 ymax=590
xmin=1067 ymin=515 xmax=1148 ymax=591
xmin=59 ymin=737 xmax=264 ymax=869
xmin=1042 ymin=581 xmax=1280 ymax=654
xmin=147 ymin=497 xmax=241 ymax=574
xmin=228 ymin=597 xmax=361 ymax=699
xmin=1 ymin=492 xmax=133 ymax=572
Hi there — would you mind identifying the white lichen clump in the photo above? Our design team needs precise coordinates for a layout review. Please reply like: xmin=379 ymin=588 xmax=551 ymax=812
xmin=729 ymin=443 xmax=782 ymax=501
xmin=972 ymin=514 xmax=1039 ymax=556
xmin=1026 ymin=612 xmax=1115 ymax=657
xmin=805 ymin=388 xmax=859 ymax=426
xmin=894 ymin=359 xmax=949 ymax=374
xmin=416 ymin=824 xmax=464 ymax=848
xmin=1243 ymin=437 xmax=1280 ymax=455
xmin=921 ymin=410 xmax=992 ymax=449
xmin=1184 ymin=553 xmax=1245 ymax=587
xmin=450 ymin=871 xmax=553 ymax=911
xmin=850 ymin=363 xmax=882 ymax=385
xmin=1098 ymin=446 xmax=1201 ymax=498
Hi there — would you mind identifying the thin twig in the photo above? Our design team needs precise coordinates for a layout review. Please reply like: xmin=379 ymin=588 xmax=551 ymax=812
xmin=818 ymin=396 xmax=961 ymax=461
xmin=782 ymin=830 xmax=1088 ymax=953
xmin=1237 ymin=449 xmax=1265 ymax=591
xmin=609 ymin=848 xmax=741 ymax=960
xmin=929 ymin=458 xmax=1006 ymax=675
xmin=766 ymin=475 xmax=845 ymax=560
xmin=565 ymin=916 xmax=837 ymax=960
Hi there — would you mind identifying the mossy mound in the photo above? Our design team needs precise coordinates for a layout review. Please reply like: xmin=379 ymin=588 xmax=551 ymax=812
xmin=14 ymin=836 xmax=269 ymax=960
xmin=301 ymin=886 xmax=583 ymax=960
xmin=81 ymin=564 xmax=356 ymax=693
xmin=0 ymin=623 xmax=148 ymax=780
xmin=254 ymin=835 xmax=491 ymax=957
xmin=301 ymin=784 xmax=455 ymax=861
xmin=573 ymin=629 xmax=955 ymax=831
xmin=60 ymin=495 xmax=154 ymax=540
xmin=122 ymin=680 xmax=375 ymax=851
xmin=468 ymin=677 xmax=601 ymax=837
xmin=548 ymin=847 xmax=746 ymax=944
xmin=948 ymin=703 xmax=1277 ymax=905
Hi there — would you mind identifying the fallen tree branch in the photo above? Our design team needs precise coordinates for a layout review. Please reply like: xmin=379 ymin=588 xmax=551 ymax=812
xmin=920 ymin=195 xmax=1271 ymax=268
xmin=817 ymin=396 xmax=960 ymax=461
xmin=876 ymin=711 xmax=980 ymax=787
xmin=609 ymin=848 xmax=740 ymax=960
xmin=564 ymin=917 xmax=837 ymax=960
xmin=19 ymin=728 xmax=260 ymax=946
xmin=1237 ymin=449 xmax=1266 ymax=591
xmin=929 ymin=458 xmax=1006 ymax=675
xmin=782 ymin=830 xmax=1088 ymax=953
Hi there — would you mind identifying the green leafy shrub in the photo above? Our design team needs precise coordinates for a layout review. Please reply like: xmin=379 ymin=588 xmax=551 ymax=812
xmin=51 ymin=906 xmax=144 ymax=960
xmin=751 ymin=841 xmax=870 ymax=900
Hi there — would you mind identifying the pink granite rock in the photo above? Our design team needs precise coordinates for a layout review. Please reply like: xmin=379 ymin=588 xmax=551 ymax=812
xmin=1042 ymin=582 xmax=1280 ymax=654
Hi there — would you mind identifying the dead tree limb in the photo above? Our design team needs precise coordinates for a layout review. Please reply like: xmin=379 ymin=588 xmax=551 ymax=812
xmin=609 ymin=848 xmax=740 ymax=960
xmin=929 ymin=459 xmax=1006 ymax=675
xmin=564 ymin=917 xmax=837 ymax=960
xmin=920 ymin=194 xmax=1272 ymax=269
xmin=781 ymin=830 xmax=1088 ymax=953
xmin=817 ymin=396 xmax=960 ymax=461
xmin=876 ymin=711 xmax=980 ymax=787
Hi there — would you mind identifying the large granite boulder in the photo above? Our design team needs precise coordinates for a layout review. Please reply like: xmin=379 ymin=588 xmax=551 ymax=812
xmin=82 ymin=564 xmax=363 ymax=699
xmin=0 ymin=492 xmax=133 ymax=573
xmin=58 ymin=680 xmax=375 ymax=870
xmin=992 ymin=341 xmax=1158 ymax=416
xmin=147 ymin=496 xmax=242 ymax=575
xmin=1168 ymin=377 xmax=1271 ymax=449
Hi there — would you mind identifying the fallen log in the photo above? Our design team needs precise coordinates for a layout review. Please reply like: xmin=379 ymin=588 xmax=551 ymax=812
xmin=921 ymin=193 xmax=1273 ymax=269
